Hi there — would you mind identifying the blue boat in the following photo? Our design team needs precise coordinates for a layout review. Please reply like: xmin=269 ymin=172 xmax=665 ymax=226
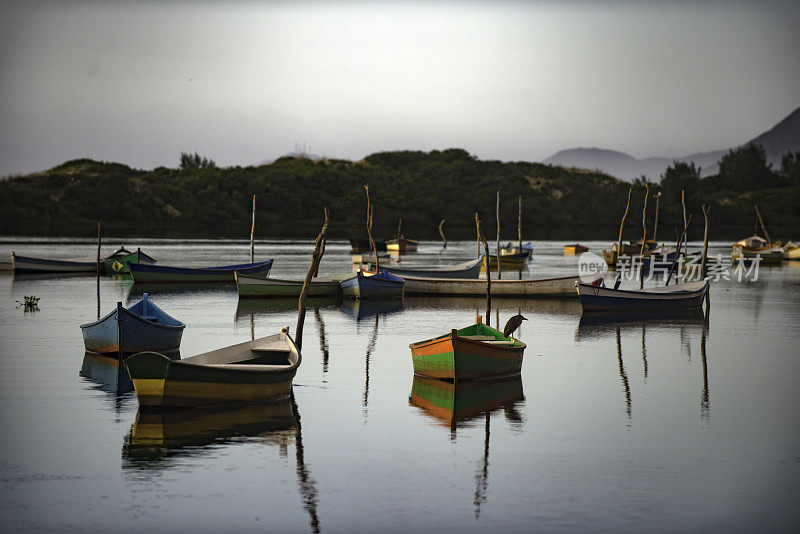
xmin=340 ymin=271 xmax=404 ymax=299
xmin=575 ymin=278 xmax=710 ymax=312
xmin=80 ymin=293 xmax=185 ymax=355
xmin=128 ymin=259 xmax=273 ymax=283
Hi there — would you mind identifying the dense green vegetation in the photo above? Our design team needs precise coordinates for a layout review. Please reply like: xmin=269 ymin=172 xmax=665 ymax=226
xmin=1 ymin=146 xmax=798 ymax=241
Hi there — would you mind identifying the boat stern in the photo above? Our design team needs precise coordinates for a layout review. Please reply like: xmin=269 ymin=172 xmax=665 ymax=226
xmin=125 ymin=352 xmax=171 ymax=409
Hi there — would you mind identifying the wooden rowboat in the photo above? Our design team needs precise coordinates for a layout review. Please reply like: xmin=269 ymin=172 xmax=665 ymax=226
xmin=340 ymin=271 xmax=404 ymax=299
xmin=125 ymin=327 xmax=301 ymax=410
xmin=563 ymin=243 xmax=589 ymax=255
xmin=575 ymin=278 xmax=710 ymax=312
xmin=500 ymin=242 xmax=533 ymax=256
xmin=103 ymin=247 xmax=157 ymax=274
xmin=402 ymin=274 xmax=587 ymax=298
xmin=235 ymin=272 xmax=342 ymax=299
xmin=129 ymin=259 xmax=273 ymax=283
xmin=369 ymin=255 xmax=484 ymax=280
xmin=11 ymin=250 xmax=102 ymax=273
xmin=80 ymin=293 xmax=185 ymax=355
xmin=731 ymin=236 xmax=783 ymax=263
xmin=782 ymin=241 xmax=800 ymax=260
xmin=386 ymin=237 xmax=419 ymax=252
xmin=409 ymin=319 xmax=526 ymax=381
xmin=485 ymin=252 xmax=528 ymax=270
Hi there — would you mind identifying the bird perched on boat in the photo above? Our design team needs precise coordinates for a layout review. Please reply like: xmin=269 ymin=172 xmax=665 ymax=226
xmin=503 ymin=314 xmax=527 ymax=338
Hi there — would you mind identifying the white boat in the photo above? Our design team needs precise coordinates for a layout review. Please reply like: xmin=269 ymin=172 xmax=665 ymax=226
xmin=576 ymin=278 xmax=710 ymax=312
xmin=401 ymin=274 xmax=586 ymax=298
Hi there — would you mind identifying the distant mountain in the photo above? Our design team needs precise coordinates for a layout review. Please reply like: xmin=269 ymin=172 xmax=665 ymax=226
xmin=543 ymin=106 xmax=800 ymax=182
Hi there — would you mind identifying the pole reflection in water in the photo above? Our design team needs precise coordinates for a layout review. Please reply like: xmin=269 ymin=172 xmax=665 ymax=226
xmin=363 ymin=314 xmax=379 ymax=417
xmin=616 ymin=327 xmax=632 ymax=424
xmin=701 ymin=322 xmax=710 ymax=421
xmin=641 ymin=325 xmax=648 ymax=380
xmin=121 ymin=392 xmax=321 ymax=533
xmin=409 ymin=376 xmax=524 ymax=517
xmin=313 ymin=308 xmax=330 ymax=377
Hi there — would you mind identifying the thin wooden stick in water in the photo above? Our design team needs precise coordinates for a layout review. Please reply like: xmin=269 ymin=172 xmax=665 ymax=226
xmin=476 ymin=213 xmax=492 ymax=327
xmin=615 ymin=188 xmax=633 ymax=265
xmin=701 ymin=204 xmax=711 ymax=278
xmin=250 ymin=194 xmax=256 ymax=263
xmin=517 ymin=195 xmax=522 ymax=253
xmin=682 ymin=190 xmax=688 ymax=258
xmin=639 ymin=185 xmax=649 ymax=289
xmin=439 ymin=218 xmax=447 ymax=249
xmin=653 ymin=192 xmax=661 ymax=243
xmin=496 ymin=190 xmax=501 ymax=280
xmin=96 ymin=220 xmax=101 ymax=319
xmin=364 ymin=185 xmax=379 ymax=272
xmin=666 ymin=214 xmax=692 ymax=286
xmin=754 ymin=204 xmax=772 ymax=244
xmin=296 ymin=208 xmax=330 ymax=351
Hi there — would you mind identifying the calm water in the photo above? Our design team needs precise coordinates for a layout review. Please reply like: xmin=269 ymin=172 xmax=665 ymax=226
xmin=1 ymin=238 xmax=799 ymax=533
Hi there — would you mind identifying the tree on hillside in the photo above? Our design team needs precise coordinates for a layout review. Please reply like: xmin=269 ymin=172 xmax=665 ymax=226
xmin=779 ymin=150 xmax=800 ymax=184
xmin=717 ymin=143 xmax=773 ymax=190
xmin=180 ymin=152 xmax=217 ymax=169
xmin=660 ymin=161 xmax=700 ymax=203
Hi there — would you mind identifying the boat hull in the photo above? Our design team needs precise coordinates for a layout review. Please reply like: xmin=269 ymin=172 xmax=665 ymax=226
xmin=386 ymin=238 xmax=418 ymax=252
xmin=576 ymin=279 xmax=710 ymax=312
xmin=564 ymin=244 xmax=589 ymax=255
xmin=104 ymin=249 xmax=156 ymax=274
xmin=341 ymin=271 xmax=404 ymax=299
xmin=236 ymin=275 xmax=342 ymax=298
xmin=410 ymin=324 xmax=525 ymax=381
xmin=375 ymin=256 xmax=484 ymax=279
xmin=486 ymin=253 xmax=528 ymax=270
xmin=12 ymin=252 xmax=101 ymax=273
xmin=80 ymin=299 xmax=185 ymax=354
xmin=129 ymin=259 xmax=273 ymax=283
xmin=125 ymin=330 xmax=300 ymax=410
xmin=402 ymin=274 xmax=584 ymax=298
xmin=784 ymin=246 xmax=800 ymax=260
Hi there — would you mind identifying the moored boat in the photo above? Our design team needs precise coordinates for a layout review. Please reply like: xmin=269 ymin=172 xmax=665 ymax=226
xmin=129 ymin=259 xmax=273 ymax=283
xmin=402 ymin=274 xmax=589 ymax=298
xmin=485 ymin=252 xmax=528 ymax=270
xmin=80 ymin=293 xmax=185 ymax=355
xmin=103 ymin=247 xmax=157 ymax=274
xmin=386 ymin=237 xmax=419 ymax=252
xmin=125 ymin=327 xmax=301 ymax=410
xmin=340 ymin=270 xmax=404 ymax=299
xmin=409 ymin=319 xmax=526 ymax=381
xmin=235 ymin=272 xmax=343 ymax=299
xmin=782 ymin=241 xmax=800 ymax=260
xmin=368 ymin=255 xmax=484 ymax=280
xmin=349 ymin=237 xmax=387 ymax=253
xmin=563 ymin=243 xmax=589 ymax=255
xmin=11 ymin=251 xmax=102 ymax=274
xmin=731 ymin=235 xmax=783 ymax=264
xmin=575 ymin=278 xmax=710 ymax=312
xmin=500 ymin=242 xmax=533 ymax=257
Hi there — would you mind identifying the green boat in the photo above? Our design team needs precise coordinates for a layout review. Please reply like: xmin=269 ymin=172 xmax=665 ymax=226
xmin=235 ymin=272 xmax=343 ymax=298
xmin=103 ymin=247 xmax=157 ymax=274
xmin=409 ymin=319 xmax=526 ymax=381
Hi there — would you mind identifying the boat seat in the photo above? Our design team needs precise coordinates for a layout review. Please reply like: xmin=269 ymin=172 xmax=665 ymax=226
xmin=141 ymin=315 xmax=159 ymax=322
xmin=203 ymin=363 xmax=290 ymax=371
xmin=460 ymin=335 xmax=500 ymax=340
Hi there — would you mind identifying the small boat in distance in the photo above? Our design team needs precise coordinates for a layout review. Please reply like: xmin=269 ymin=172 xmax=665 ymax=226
xmin=575 ymin=278 xmax=710 ymax=312
xmin=402 ymin=274 xmax=589 ymax=298
xmin=563 ymin=243 xmax=589 ymax=255
xmin=103 ymin=247 xmax=157 ymax=274
xmin=367 ymin=255 xmax=484 ymax=280
xmin=409 ymin=317 xmax=526 ymax=381
xmin=80 ymin=293 xmax=185 ymax=355
xmin=340 ymin=270 xmax=404 ymax=299
xmin=782 ymin=241 xmax=800 ymax=260
xmin=12 ymin=251 xmax=101 ymax=274
xmin=731 ymin=235 xmax=783 ymax=264
xmin=235 ymin=272 xmax=343 ymax=299
xmin=386 ymin=237 xmax=419 ymax=253
xmin=125 ymin=327 xmax=301 ymax=410
xmin=500 ymin=242 xmax=533 ymax=257
xmin=129 ymin=259 xmax=273 ymax=283
xmin=485 ymin=252 xmax=528 ymax=271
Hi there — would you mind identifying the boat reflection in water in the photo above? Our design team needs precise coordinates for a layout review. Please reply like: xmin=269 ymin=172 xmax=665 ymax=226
xmin=409 ymin=375 xmax=524 ymax=435
xmin=409 ymin=375 xmax=524 ymax=518
xmin=575 ymin=308 xmax=710 ymax=423
xmin=80 ymin=350 xmax=180 ymax=396
xmin=340 ymin=297 xmax=403 ymax=321
xmin=123 ymin=395 xmax=321 ymax=532
xmin=234 ymin=295 xmax=341 ymax=319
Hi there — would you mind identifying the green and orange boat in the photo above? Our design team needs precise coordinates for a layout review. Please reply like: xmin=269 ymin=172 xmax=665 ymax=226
xmin=409 ymin=318 xmax=526 ymax=381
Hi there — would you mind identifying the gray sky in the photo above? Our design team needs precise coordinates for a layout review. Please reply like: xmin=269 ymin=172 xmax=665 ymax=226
xmin=1 ymin=1 xmax=798 ymax=176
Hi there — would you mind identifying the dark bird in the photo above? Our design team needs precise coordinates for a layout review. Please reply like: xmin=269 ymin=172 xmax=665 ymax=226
xmin=503 ymin=314 xmax=528 ymax=338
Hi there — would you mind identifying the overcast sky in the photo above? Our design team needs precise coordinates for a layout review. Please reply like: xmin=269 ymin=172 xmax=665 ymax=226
xmin=1 ymin=1 xmax=798 ymax=176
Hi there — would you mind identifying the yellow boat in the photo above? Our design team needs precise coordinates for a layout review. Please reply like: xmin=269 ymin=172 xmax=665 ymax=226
xmin=731 ymin=236 xmax=783 ymax=264
xmin=564 ymin=243 xmax=588 ymax=255
xmin=782 ymin=241 xmax=800 ymax=260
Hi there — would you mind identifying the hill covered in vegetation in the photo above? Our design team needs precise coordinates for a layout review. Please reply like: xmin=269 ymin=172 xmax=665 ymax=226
xmin=1 ymin=147 xmax=798 ymax=241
